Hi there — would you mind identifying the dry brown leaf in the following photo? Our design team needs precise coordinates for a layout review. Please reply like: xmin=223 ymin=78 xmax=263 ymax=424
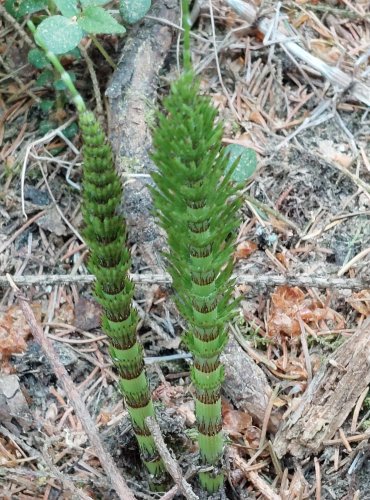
xmin=268 ymin=286 xmax=344 ymax=338
xmin=310 ymin=40 xmax=341 ymax=64
xmin=275 ymin=356 xmax=308 ymax=380
xmin=243 ymin=426 xmax=261 ymax=450
xmin=234 ymin=240 xmax=258 ymax=260
xmin=0 ymin=304 xmax=41 ymax=365
xmin=97 ymin=410 xmax=113 ymax=426
xmin=318 ymin=140 xmax=353 ymax=168
xmin=177 ymin=401 xmax=196 ymax=426
xmin=74 ymin=297 xmax=101 ymax=331
xmin=223 ymin=409 xmax=253 ymax=438
xmin=347 ymin=290 xmax=370 ymax=316
xmin=152 ymin=383 xmax=184 ymax=406
xmin=55 ymin=301 xmax=75 ymax=324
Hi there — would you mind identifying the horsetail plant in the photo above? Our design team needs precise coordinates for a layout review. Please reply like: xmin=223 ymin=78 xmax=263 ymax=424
xmin=150 ymin=1 xmax=241 ymax=492
xmin=27 ymin=20 xmax=166 ymax=484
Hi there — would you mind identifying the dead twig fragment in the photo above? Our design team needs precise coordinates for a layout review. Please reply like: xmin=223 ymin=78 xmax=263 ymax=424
xmin=145 ymin=417 xmax=198 ymax=500
xmin=1 ymin=273 xmax=370 ymax=290
xmin=231 ymin=450 xmax=282 ymax=500
xmin=6 ymin=274 xmax=136 ymax=500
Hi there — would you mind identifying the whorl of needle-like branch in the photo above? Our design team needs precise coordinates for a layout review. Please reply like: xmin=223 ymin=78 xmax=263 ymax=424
xmin=151 ymin=68 xmax=240 ymax=492
xmin=79 ymin=111 xmax=166 ymax=481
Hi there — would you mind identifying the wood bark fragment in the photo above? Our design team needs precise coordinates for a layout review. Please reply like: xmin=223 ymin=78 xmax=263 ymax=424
xmin=106 ymin=0 xmax=178 ymax=257
xmin=222 ymin=337 xmax=281 ymax=432
xmin=273 ymin=318 xmax=370 ymax=459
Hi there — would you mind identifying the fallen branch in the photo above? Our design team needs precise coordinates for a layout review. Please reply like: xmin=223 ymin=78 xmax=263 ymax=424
xmin=1 ymin=272 xmax=370 ymax=290
xmin=225 ymin=0 xmax=370 ymax=106
xmin=6 ymin=274 xmax=136 ymax=500
xmin=231 ymin=449 xmax=282 ymax=500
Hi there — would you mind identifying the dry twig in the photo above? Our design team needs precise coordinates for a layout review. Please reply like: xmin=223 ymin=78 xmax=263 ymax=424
xmin=6 ymin=274 xmax=136 ymax=500
xmin=145 ymin=417 xmax=198 ymax=500
xmin=1 ymin=272 xmax=370 ymax=290
xmin=225 ymin=0 xmax=370 ymax=106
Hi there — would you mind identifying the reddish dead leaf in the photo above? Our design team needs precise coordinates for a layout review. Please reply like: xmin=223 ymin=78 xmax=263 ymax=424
xmin=74 ymin=297 xmax=102 ymax=331
xmin=177 ymin=401 xmax=196 ymax=426
xmin=0 ymin=304 xmax=41 ymax=367
xmin=268 ymin=286 xmax=344 ymax=338
xmin=234 ymin=240 xmax=258 ymax=261
xmin=347 ymin=290 xmax=370 ymax=317
xmin=55 ymin=301 xmax=75 ymax=325
xmin=223 ymin=409 xmax=253 ymax=438
xmin=275 ymin=355 xmax=308 ymax=380
xmin=243 ymin=426 xmax=261 ymax=450
xmin=97 ymin=410 xmax=113 ymax=426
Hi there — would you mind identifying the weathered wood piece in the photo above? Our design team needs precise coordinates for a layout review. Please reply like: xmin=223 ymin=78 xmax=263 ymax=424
xmin=274 ymin=318 xmax=370 ymax=458
xmin=222 ymin=336 xmax=281 ymax=432
xmin=106 ymin=0 xmax=178 ymax=256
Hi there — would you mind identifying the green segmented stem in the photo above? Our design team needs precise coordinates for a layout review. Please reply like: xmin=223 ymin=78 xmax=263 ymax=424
xmin=79 ymin=111 xmax=165 ymax=480
xmin=151 ymin=70 xmax=240 ymax=493
xmin=27 ymin=20 xmax=166 ymax=485
xmin=151 ymin=3 xmax=240 ymax=491
xmin=27 ymin=20 xmax=86 ymax=113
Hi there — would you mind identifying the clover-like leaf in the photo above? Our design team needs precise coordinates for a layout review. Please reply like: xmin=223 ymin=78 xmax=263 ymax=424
xmin=78 ymin=6 xmax=126 ymax=34
xmin=6 ymin=0 xmax=47 ymax=18
xmin=54 ymin=0 xmax=79 ymax=18
xmin=36 ymin=69 xmax=54 ymax=86
xmin=224 ymin=144 xmax=257 ymax=182
xmin=36 ymin=16 xmax=84 ymax=54
xmin=119 ymin=0 xmax=151 ymax=25
xmin=28 ymin=48 xmax=49 ymax=69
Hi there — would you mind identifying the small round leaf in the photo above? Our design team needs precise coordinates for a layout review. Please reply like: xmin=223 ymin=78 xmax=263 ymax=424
xmin=119 ymin=0 xmax=151 ymax=25
xmin=28 ymin=48 xmax=49 ymax=69
xmin=36 ymin=69 xmax=54 ymax=86
xmin=224 ymin=144 xmax=257 ymax=183
xmin=78 ymin=6 xmax=126 ymax=34
xmin=36 ymin=16 xmax=84 ymax=54
xmin=19 ymin=0 xmax=48 ymax=17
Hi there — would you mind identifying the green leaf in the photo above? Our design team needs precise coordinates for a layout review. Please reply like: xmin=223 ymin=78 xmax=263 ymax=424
xmin=77 ymin=6 xmax=126 ymax=34
xmin=63 ymin=47 xmax=82 ymax=59
xmin=28 ymin=48 xmax=49 ymax=69
xmin=5 ymin=0 xmax=47 ymax=18
xmin=19 ymin=0 xmax=48 ymax=16
xmin=63 ymin=122 xmax=79 ymax=139
xmin=5 ymin=0 xmax=20 ymax=18
xmin=36 ymin=16 xmax=84 ymax=54
xmin=39 ymin=120 xmax=56 ymax=135
xmin=119 ymin=0 xmax=151 ymax=25
xmin=224 ymin=144 xmax=257 ymax=182
xmin=54 ymin=71 xmax=76 ymax=90
xmin=54 ymin=0 xmax=79 ymax=17
xmin=39 ymin=99 xmax=55 ymax=113
xmin=36 ymin=69 xmax=54 ymax=86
